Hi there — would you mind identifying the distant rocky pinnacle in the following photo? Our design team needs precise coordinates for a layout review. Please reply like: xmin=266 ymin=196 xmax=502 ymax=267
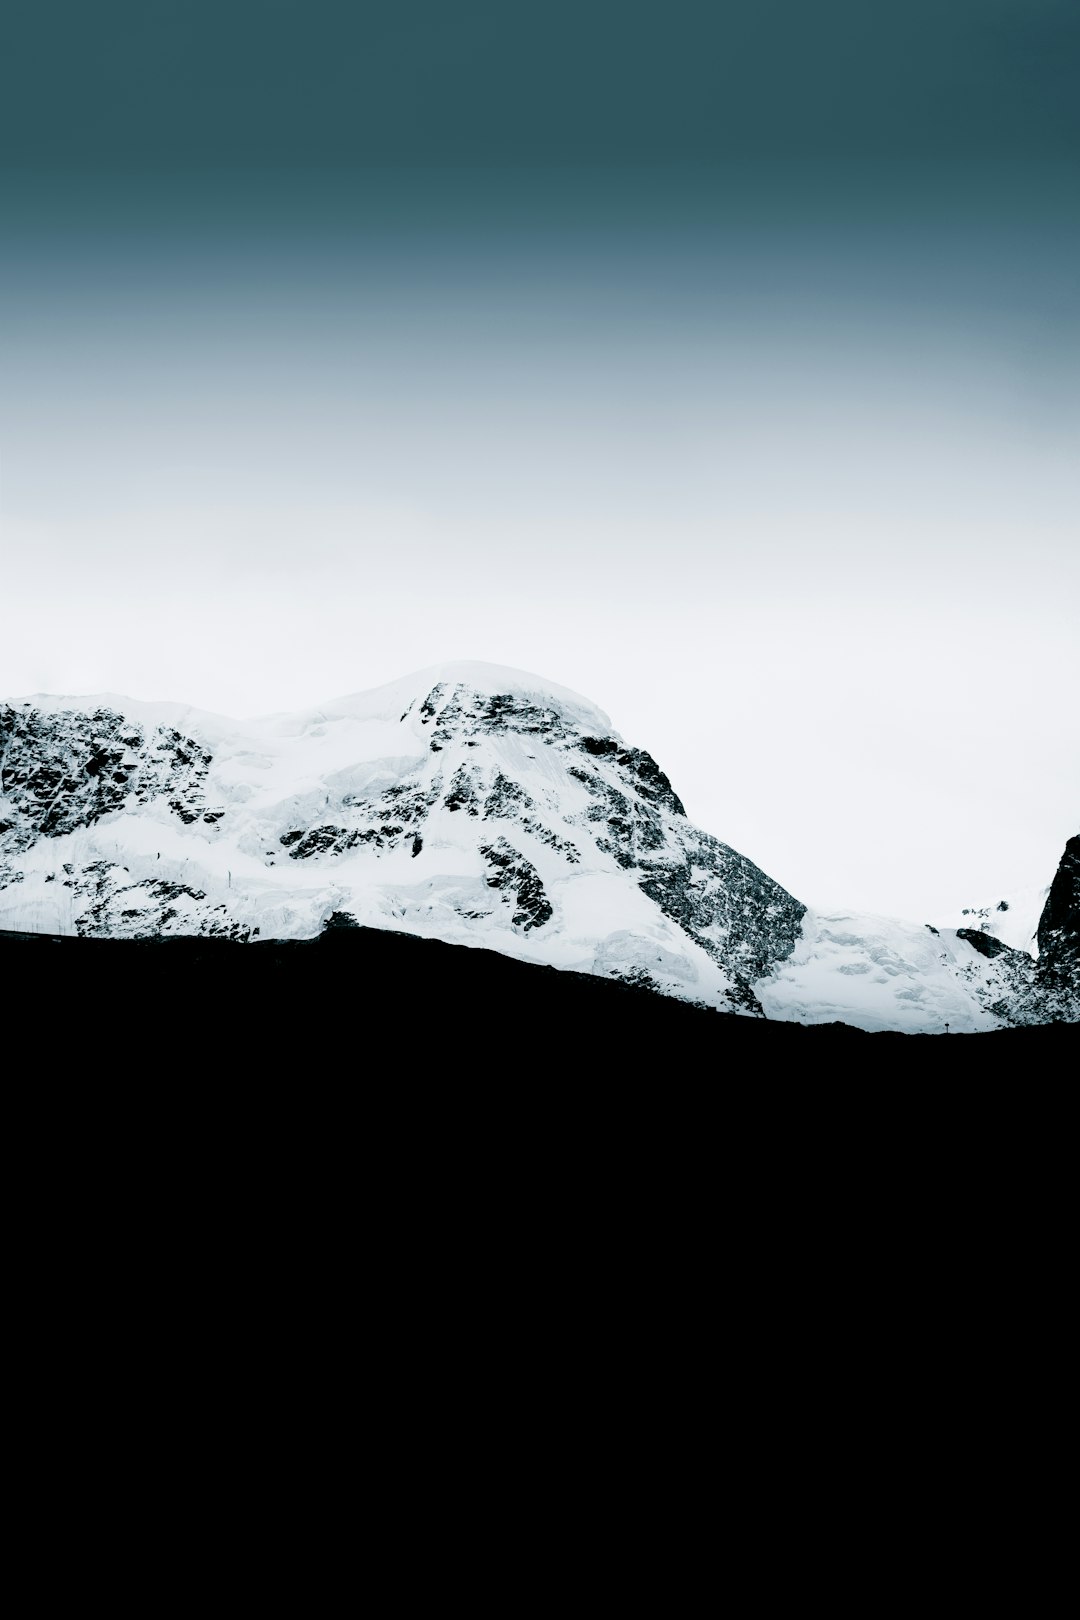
xmin=1035 ymin=835 xmax=1080 ymax=1022
xmin=1 ymin=662 xmax=1075 ymax=1033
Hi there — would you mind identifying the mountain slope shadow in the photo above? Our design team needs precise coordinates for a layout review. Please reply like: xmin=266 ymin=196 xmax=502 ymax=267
xmin=3 ymin=925 xmax=1075 ymax=1077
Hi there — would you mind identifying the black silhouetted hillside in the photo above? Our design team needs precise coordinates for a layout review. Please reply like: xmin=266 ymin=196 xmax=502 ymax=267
xmin=3 ymin=925 xmax=1075 ymax=1078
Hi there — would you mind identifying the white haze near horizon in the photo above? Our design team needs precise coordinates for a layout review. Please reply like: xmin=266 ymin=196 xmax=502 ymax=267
xmin=2 ymin=243 xmax=1077 ymax=923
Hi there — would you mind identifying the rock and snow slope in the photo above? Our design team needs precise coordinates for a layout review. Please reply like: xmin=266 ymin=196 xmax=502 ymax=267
xmin=1 ymin=661 xmax=1075 ymax=1031
xmin=933 ymin=886 xmax=1050 ymax=957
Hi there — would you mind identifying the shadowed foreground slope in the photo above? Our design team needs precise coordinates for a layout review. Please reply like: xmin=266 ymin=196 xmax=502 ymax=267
xmin=4 ymin=925 xmax=1075 ymax=1077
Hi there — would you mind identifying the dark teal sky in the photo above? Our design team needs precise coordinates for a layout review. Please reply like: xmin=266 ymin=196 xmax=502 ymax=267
xmin=1 ymin=3 xmax=1077 ymax=917
xmin=2 ymin=1 xmax=1078 ymax=173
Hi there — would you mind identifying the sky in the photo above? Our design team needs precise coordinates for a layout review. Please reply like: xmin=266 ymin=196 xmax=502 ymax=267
xmin=1 ymin=1 xmax=1077 ymax=920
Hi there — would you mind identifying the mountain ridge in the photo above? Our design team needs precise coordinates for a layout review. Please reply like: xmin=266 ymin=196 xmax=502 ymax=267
xmin=1 ymin=664 xmax=1075 ymax=1033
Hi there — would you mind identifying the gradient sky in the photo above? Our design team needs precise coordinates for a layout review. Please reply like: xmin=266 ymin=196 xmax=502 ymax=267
xmin=2 ymin=2 xmax=1077 ymax=919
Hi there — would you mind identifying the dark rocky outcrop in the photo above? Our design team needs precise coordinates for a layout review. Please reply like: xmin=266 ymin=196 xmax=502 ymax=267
xmin=281 ymin=822 xmax=405 ymax=859
xmin=639 ymin=833 xmax=806 ymax=1012
xmin=1034 ymin=835 xmax=1080 ymax=1021
xmin=481 ymin=838 xmax=553 ymax=932
xmin=0 ymin=704 xmax=212 ymax=850
xmin=422 ymin=685 xmax=580 ymax=754
xmin=1037 ymin=835 xmax=1080 ymax=959
xmin=64 ymin=861 xmax=249 ymax=940
xmin=322 ymin=910 xmax=361 ymax=931
xmin=956 ymin=928 xmax=1014 ymax=960
xmin=579 ymin=737 xmax=686 ymax=815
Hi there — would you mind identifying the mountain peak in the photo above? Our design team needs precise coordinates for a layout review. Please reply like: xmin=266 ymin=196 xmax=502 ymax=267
xmin=264 ymin=661 xmax=614 ymax=737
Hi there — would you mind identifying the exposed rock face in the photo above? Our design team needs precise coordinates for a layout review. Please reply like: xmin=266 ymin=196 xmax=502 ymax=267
xmin=0 ymin=702 xmax=213 ymax=879
xmin=1 ymin=665 xmax=1075 ymax=1031
xmin=956 ymin=927 xmax=1015 ymax=960
xmin=1034 ymin=836 xmax=1080 ymax=1022
xmin=63 ymin=861 xmax=251 ymax=941
xmin=1038 ymin=836 xmax=1080 ymax=958
xmin=640 ymin=837 xmax=806 ymax=997
xmin=481 ymin=838 xmax=553 ymax=932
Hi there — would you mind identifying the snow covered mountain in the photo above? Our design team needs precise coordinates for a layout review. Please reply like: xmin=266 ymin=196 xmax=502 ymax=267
xmin=1 ymin=661 xmax=1075 ymax=1032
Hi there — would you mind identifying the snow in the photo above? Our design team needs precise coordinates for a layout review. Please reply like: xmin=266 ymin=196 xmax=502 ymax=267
xmin=757 ymin=908 xmax=1010 ymax=1034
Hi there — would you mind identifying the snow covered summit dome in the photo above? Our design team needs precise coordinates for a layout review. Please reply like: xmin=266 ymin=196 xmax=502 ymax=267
xmin=249 ymin=660 xmax=614 ymax=738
